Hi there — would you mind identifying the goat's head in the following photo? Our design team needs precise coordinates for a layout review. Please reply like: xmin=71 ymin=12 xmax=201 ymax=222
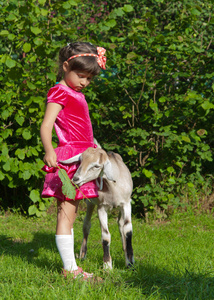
xmin=60 ymin=147 xmax=115 ymax=186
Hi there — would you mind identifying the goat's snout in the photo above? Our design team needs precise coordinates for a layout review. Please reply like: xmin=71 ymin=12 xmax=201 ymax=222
xmin=72 ymin=174 xmax=80 ymax=184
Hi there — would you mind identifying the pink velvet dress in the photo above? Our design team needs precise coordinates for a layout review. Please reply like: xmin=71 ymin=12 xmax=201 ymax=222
xmin=41 ymin=84 xmax=99 ymax=201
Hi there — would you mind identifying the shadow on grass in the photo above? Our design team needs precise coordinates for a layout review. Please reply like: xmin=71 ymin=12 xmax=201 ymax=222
xmin=0 ymin=232 xmax=60 ymax=270
xmin=124 ymin=263 xmax=214 ymax=300
xmin=0 ymin=232 xmax=103 ymax=272
xmin=1 ymin=233 xmax=214 ymax=299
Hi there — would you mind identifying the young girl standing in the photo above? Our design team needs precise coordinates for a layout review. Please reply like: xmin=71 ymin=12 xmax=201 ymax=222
xmin=40 ymin=42 xmax=106 ymax=279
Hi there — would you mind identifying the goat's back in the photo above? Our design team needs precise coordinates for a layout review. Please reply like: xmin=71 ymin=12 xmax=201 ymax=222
xmin=108 ymin=151 xmax=132 ymax=183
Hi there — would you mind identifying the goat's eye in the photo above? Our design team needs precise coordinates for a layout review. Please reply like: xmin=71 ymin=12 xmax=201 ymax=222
xmin=93 ymin=165 xmax=100 ymax=169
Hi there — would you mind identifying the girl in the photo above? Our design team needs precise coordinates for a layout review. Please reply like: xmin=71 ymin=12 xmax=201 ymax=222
xmin=40 ymin=42 xmax=106 ymax=279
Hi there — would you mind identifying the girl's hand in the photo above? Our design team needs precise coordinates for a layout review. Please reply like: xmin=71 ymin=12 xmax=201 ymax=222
xmin=43 ymin=149 xmax=58 ymax=168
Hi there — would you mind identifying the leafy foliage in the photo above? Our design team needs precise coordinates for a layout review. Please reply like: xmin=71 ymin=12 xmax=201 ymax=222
xmin=0 ymin=0 xmax=213 ymax=217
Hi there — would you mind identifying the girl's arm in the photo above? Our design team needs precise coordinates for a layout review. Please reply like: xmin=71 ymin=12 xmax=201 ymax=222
xmin=40 ymin=102 xmax=62 ymax=167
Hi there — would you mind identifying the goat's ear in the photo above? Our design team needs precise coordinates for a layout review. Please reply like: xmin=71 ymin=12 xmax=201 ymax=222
xmin=103 ymin=159 xmax=116 ymax=182
xmin=93 ymin=137 xmax=102 ymax=149
xmin=60 ymin=153 xmax=82 ymax=164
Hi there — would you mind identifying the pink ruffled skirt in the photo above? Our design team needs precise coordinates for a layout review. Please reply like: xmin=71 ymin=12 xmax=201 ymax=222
xmin=41 ymin=141 xmax=99 ymax=201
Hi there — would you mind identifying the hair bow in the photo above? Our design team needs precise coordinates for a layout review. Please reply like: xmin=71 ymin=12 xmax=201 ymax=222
xmin=96 ymin=47 xmax=107 ymax=70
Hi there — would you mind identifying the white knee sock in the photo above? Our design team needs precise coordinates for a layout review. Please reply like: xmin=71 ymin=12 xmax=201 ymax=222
xmin=55 ymin=232 xmax=78 ymax=271
xmin=71 ymin=228 xmax=75 ymax=251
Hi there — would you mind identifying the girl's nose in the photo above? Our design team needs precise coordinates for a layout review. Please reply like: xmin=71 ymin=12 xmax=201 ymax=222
xmin=80 ymin=78 xmax=87 ymax=86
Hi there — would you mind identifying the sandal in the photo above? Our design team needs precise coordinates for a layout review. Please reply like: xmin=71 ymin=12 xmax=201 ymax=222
xmin=62 ymin=266 xmax=93 ymax=280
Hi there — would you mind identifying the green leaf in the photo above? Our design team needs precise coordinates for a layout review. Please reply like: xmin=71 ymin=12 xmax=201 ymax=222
xmin=5 ymin=57 xmax=16 ymax=68
xmin=119 ymin=106 xmax=126 ymax=111
xmin=22 ymin=129 xmax=32 ymax=140
xmin=8 ymin=34 xmax=16 ymax=41
xmin=62 ymin=1 xmax=71 ymax=9
xmin=27 ymin=81 xmax=36 ymax=90
xmin=175 ymin=162 xmax=184 ymax=168
xmin=193 ymin=46 xmax=204 ymax=53
xmin=1 ymin=144 xmax=9 ymax=157
xmin=3 ymin=161 xmax=11 ymax=171
xmin=22 ymin=170 xmax=31 ymax=180
xmin=159 ymin=97 xmax=166 ymax=103
xmin=30 ymin=189 xmax=41 ymax=203
xmin=149 ymin=101 xmax=158 ymax=113
xmin=143 ymin=169 xmax=153 ymax=178
xmin=201 ymin=101 xmax=214 ymax=110
xmin=167 ymin=167 xmax=175 ymax=173
xmin=0 ymin=30 xmax=9 ymax=36
xmin=182 ymin=136 xmax=191 ymax=143
xmin=69 ymin=0 xmax=77 ymax=5
xmin=15 ymin=149 xmax=25 ymax=160
xmin=41 ymin=9 xmax=49 ymax=16
xmin=2 ymin=129 xmax=12 ymax=139
xmin=1 ymin=110 xmax=10 ymax=120
xmin=47 ymin=72 xmax=56 ymax=81
xmin=0 ymin=171 xmax=5 ymax=180
xmin=141 ymin=198 xmax=148 ymax=206
xmin=28 ymin=205 xmax=37 ymax=215
xmin=6 ymin=14 xmax=17 ymax=21
xmin=105 ymin=19 xmax=117 ymax=28
xmin=39 ymin=201 xmax=46 ymax=211
xmin=127 ymin=52 xmax=138 ymax=60
xmin=23 ymin=43 xmax=31 ymax=53
xmin=58 ymin=167 xmax=76 ymax=199
xmin=168 ymin=193 xmax=174 ymax=199
xmin=111 ymin=8 xmax=124 ymax=17
xmin=191 ymin=8 xmax=201 ymax=16
xmin=168 ymin=177 xmax=176 ymax=184
xmin=15 ymin=115 xmax=25 ymax=126
xmin=187 ymin=182 xmax=194 ymax=188
xmin=122 ymin=4 xmax=134 ymax=12
xmin=31 ymin=148 xmax=39 ymax=156
xmin=30 ymin=26 xmax=42 ymax=35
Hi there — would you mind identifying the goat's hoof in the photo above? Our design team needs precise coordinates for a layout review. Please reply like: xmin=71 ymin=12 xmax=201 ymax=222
xmin=79 ymin=252 xmax=86 ymax=260
xmin=80 ymin=256 xmax=86 ymax=261
xmin=127 ymin=262 xmax=135 ymax=270
xmin=103 ymin=261 xmax=113 ymax=270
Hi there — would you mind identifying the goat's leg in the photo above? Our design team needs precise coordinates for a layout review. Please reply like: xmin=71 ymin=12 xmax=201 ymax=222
xmin=118 ymin=201 xmax=134 ymax=267
xmin=97 ymin=205 xmax=112 ymax=269
xmin=80 ymin=199 xmax=96 ymax=260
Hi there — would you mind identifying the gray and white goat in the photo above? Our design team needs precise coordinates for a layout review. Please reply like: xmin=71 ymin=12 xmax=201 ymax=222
xmin=61 ymin=146 xmax=134 ymax=269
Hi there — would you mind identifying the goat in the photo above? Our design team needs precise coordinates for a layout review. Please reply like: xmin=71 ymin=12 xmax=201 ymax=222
xmin=60 ymin=147 xmax=134 ymax=269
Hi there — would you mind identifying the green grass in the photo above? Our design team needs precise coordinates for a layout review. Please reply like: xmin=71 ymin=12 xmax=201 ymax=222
xmin=0 ymin=206 xmax=214 ymax=300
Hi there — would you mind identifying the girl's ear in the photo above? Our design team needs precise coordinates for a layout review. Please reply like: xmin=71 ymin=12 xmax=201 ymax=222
xmin=63 ymin=61 xmax=69 ymax=72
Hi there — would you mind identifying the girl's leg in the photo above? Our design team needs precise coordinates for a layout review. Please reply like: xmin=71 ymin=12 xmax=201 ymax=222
xmin=55 ymin=199 xmax=93 ymax=278
xmin=56 ymin=199 xmax=80 ymax=235
xmin=55 ymin=200 xmax=80 ymax=272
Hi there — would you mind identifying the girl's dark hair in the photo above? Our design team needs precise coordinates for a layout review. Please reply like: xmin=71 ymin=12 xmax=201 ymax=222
xmin=56 ymin=42 xmax=101 ymax=82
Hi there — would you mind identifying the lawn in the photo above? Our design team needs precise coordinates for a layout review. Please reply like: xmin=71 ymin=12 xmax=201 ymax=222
xmin=0 ymin=203 xmax=214 ymax=300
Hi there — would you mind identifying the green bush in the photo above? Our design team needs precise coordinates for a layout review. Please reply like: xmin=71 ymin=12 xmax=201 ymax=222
xmin=0 ymin=0 xmax=213 ymax=217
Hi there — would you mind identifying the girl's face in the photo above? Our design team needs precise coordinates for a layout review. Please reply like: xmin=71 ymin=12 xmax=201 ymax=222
xmin=63 ymin=62 xmax=93 ymax=92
